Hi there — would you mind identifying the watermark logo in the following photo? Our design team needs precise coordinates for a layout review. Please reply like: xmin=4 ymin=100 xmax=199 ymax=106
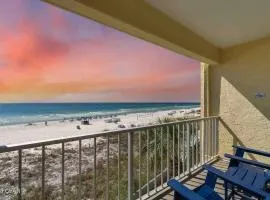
xmin=0 ymin=188 xmax=19 ymax=199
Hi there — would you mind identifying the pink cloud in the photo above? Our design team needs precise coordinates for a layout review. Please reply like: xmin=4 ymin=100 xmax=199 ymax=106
xmin=0 ymin=0 xmax=200 ymax=102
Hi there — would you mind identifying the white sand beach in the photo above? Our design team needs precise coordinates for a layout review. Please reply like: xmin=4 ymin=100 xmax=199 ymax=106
xmin=0 ymin=108 xmax=200 ymax=145
xmin=0 ymin=107 xmax=200 ymax=199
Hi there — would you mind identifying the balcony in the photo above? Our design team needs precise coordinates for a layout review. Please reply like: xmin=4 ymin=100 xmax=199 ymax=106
xmin=0 ymin=116 xmax=219 ymax=199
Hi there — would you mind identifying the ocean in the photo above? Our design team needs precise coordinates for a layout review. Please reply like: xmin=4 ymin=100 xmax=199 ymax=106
xmin=0 ymin=102 xmax=199 ymax=126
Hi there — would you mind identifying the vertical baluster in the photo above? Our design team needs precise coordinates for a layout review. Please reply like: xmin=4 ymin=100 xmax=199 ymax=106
xmin=61 ymin=142 xmax=65 ymax=200
xmin=194 ymin=121 xmax=196 ymax=168
xmin=213 ymin=118 xmax=216 ymax=156
xmin=199 ymin=119 xmax=204 ymax=165
xmin=167 ymin=126 xmax=169 ymax=181
xmin=216 ymin=118 xmax=219 ymax=155
xmin=204 ymin=119 xmax=206 ymax=164
xmin=206 ymin=119 xmax=208 ymax=162
xmin=18 ymin=149 xmax=22 ymax=200
xmin=201 ymin=119 xmax=205 ymax=164
xmin=186 ymin=123 xmax=190 ymax=174
xmin=204 ymin=119 xmax=207 ymax=163
xmin=195 ymin=121 xmax=198 ymax=167
xmin=172 ymin=125 xmax=175 ymax=178
xmin=205 ymin=119 xmax=208 ymax=161
xmin=211 ymin=118 xmax=213 ymax=157
xmin=139 ymin=131 xmax=141 ymax=199
xmin=210 ymin=119 xmax=212 ymax=159
xmin=191 ymin=122 xmax=194 ymax=169
xmin=214 ymin=118 xmax=216 ymax=157
xmin=42 ymin=145 xmax=45 ymax=200
xmin=208 ymin=118 xmax=212 ymax=160
xmin=94 ymin=138 xmax=96 ymax=200
xmin=215 ymin=118 xmax=217 ymax=156
xmin=106 ymin=135 xmax=109 ymax=200
xmin=182 ymin=123 xmax=185 ymax=174
xmin=177 ymin=124 xmax=180 ymax=177
xmin=194 ymin=121 xmax=197 ymax=167
xmin=78 ymin=140 xmax=81 ymax=199
xmin=154 ymin=128 xmax=157 ymax=191
xmin=207 ymin=118 xmax=211 ymax=161
xmin=210 ymin=118 xmax=212 ymax=159
xmin=201 ymin=119 xmax=204 ymax=165
xmin=128 ymin=132 xmax=134 ymax=200
xmin=147 ymin=129 xmax=149 ymax=196
xmin=194 ymin=122 xmax=196 ymax=167
xmin=216 ymin=118 xmax=219 ymax=156
xmin=118 ymin=134 xmax=120 ymax=200
xmin=160 ymin=127 xmax=163 ymax=187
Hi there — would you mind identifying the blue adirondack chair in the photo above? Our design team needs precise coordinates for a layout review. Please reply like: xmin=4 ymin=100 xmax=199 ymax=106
xmin=168 ymin=146 xmax=270 ymax=200
xmin=204 ymin=164 xmax=270 ymax=200
xmin=228 ymin=146 xmax=270 ymax=170
xmin=168 ymin=169 xmax=222 ymax=200
xmin=168 ymin=164 xmax=270 ymax=200
xmin=223 ymin=146 xmax=270 ymax=199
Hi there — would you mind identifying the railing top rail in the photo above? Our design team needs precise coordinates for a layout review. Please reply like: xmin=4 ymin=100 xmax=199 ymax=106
xmin=0 ymin=116 xmax=219 ymax=153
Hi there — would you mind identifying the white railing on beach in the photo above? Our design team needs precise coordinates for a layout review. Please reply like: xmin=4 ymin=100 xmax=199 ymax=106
xmin=0 ymin=116 xmax=219 ymax=200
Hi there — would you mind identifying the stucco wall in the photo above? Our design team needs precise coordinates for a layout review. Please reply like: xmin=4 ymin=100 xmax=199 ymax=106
xmin=210 ymin=37 xmax=270 ymax=161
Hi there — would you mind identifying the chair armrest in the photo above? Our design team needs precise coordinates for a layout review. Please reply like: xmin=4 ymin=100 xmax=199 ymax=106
xmin=225 ymin=153 xmax=270 ymax=170
xmin=167 ymin=179 xmax=206 ymax=200
xmin=203 ymin=165 xmax=270 ymax=198
xmin=233 ymin=146 xmax=270 ymax=157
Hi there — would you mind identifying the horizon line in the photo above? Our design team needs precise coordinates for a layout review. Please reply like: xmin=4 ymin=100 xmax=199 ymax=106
xmin=0 ymin=101 xmax=200 ymax=104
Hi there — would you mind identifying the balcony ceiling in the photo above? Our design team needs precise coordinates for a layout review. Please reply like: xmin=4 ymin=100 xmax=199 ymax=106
xmin=42 ymin=0 xmax=221 ymax=64
xmin=146 ymin=0 xmax=270 ymax=48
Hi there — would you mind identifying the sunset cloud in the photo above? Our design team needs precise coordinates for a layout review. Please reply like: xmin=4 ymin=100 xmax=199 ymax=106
xmin=0 ymin=0 xmax=200 ymax=102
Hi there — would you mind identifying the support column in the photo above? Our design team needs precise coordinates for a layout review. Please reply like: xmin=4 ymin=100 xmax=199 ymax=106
xmin=200 ymin=63 xmax=210 ymax=161
xmin=200 ymin=62 xmax=210 ymax=117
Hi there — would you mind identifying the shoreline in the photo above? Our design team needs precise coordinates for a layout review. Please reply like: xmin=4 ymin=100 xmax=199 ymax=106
xmin=0 ymin=108 xmax=200 ymax=145
xmin=0 ymin=105 xmax=199 ymax=127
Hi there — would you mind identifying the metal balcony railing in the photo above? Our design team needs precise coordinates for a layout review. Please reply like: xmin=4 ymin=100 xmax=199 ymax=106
xmin=0 ymin=116 xmax=219 ymax=200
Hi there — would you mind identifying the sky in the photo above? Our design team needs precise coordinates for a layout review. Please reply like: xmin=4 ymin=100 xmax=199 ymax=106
xmin=0 ymin=0 xmax=200 ymax=103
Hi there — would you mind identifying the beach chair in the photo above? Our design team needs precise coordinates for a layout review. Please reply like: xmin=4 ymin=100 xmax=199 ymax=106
xmin=168 ymin=146 xmax=270 ymax=200
xmin=228 ymin=146 xmax=270 ymax=169
xmin=168 ymin=164 xmax=270 ymax=200
xmin=204 ymin=164 xmax=270 ymax=200
xmin=223 ymin=146 xmax=270 ymax=199
xmin=168 ymin=169 xmax=222 ymax=200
